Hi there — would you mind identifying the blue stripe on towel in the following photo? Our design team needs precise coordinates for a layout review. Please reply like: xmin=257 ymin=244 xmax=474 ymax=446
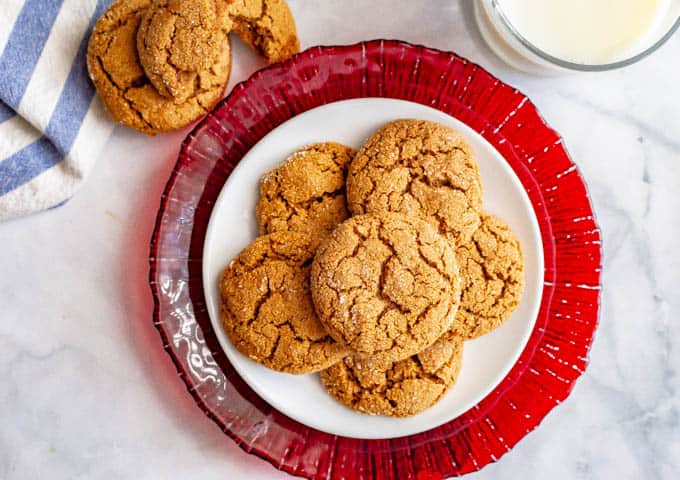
xmin=46 ymin=0 xmax=110 ymax=154
xmin=0 ymin=100 xmax=14 ymax=124
xmin=0 ymin=0 xmax=64 ymax=110
xmin=0 ymin=137 xmax=61 ymax=196
xmin=0 ymin=0 xmax=111 ymax=196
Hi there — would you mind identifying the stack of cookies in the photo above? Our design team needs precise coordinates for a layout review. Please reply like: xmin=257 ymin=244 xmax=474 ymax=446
xmin=220 ymin=120 xmax=525 ymax=417
xmin=87 ymin=0 xmax=299 ymax=135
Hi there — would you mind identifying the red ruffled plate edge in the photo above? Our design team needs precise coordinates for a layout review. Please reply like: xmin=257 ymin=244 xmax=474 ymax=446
xmin=149 ymin=40 xmax=601 ymax=479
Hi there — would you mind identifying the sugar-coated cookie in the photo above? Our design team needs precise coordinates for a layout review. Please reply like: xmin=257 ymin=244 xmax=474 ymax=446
xmin=453 ymin=213 xmax=525 ymax=339
xmin=347 ymin=119 xmax=483 ymax=243
xmin=311 ymin=212 xmax=461 ymax=363
xmin=256 ymin=142 xmax=355 ymax=238
xmin=220 ymin=231 xmax=349 ymax=373
xmin=136 ymin=0 xmax=232 ymax=102
xmin=321 ymin=331 xmax=464 ymax=416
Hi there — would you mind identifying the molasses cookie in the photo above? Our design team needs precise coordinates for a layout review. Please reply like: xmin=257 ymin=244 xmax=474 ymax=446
xmin=137 ymin=0 xmax=232 ymax=102
xmin=220 ymin=231 xmax=349 ymax=373
xmin=453 ymin=213 xmax=524 ymax=339
xmin=311 ymin=212 xmax=461 ymax=363
xmin=347 ymin=119 xmax=483 ymax=243
xmin=228 ymin=0 xmax=300 ymax=64
xmin=87 ymin=0 xmax=229 ymax=134
xmin=256 ymin=143 xmax=355 ymax=238
xmin=321 ymin=332 xmax=464 ymax=417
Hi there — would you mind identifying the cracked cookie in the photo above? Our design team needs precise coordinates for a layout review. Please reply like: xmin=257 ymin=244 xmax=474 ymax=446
xmin=220 ymin=231 xmax=349 ymax=373
xmin=228 ymin=0 xmax=300 ymax=64
xmin=320 ymin=331 xmax=464 ymax=416
xmin=347 ymin=119 xmax=483 ymax=243
xmin=311 ymin=212 xmax=462 ymax=363
xmin=256 ymin=143 xmax=355 ymax=238
xmin=453 ymin=213 xmax=524 ymax=339
xmin=87 ymin=0 xmax=230 ymax=134
xmin=137 ymin=0 xmax=232 ymax=102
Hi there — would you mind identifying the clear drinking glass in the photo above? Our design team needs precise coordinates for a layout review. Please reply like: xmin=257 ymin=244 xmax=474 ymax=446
xmin=475 ymin=0 xmax=680 ymax=74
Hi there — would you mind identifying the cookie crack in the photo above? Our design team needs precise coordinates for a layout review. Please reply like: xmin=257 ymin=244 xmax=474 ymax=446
xmin=416 ymin=241 xmax=456 ymax=286
xmin=419 ymin=161 xmax=476 ymax=197
xmin=100 ymin=32 xmax=117 ymax=59
xmin=356 ymin=156 xmax=477 ymax=234
xmin=285 ymin=187 xmax=346 ymax=212
xmin=331 ymin=148 xmax=352 ymax=168
xmin=261 ymin=194 xmax=295 ymax=231
xmin=376 ymin=227 xmax=412 ymax=317
xmin=412 ymin=351 xmax=449 ymax=385
xmin=264 ymin=330 xmax=283 ymax=361
xmin=95 ymin=56 xmax=155 ymax=131
xmin=245 ymin=276 xmax=271 ymax=328
xmin=463 ymin=232 xmax=521 ymax=284
xmin=264 ymin=318 xmax=338 ymax=366
xmin=407 ymin=178 xmax=476 ymax=238
xmin=161 ymin=12 xmax=184 ymax=89
xmin=232 ymin=249 xmax=294 ymax=273
xmin=339 ymin=353 xmax=448 ymax=407
xmin=462 ymin=276 xmax=521 ymax=320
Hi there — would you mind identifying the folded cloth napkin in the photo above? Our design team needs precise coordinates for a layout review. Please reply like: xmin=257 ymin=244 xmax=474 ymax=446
xmin=0 ymin=0 xmax=115 ymax=221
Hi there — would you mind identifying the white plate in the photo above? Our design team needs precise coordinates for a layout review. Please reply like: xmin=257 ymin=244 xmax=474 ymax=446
xmin=203 ymin=98 xmax=544 ymax=439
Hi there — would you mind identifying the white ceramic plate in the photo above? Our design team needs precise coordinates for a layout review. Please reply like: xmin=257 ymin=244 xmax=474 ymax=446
xmin=202 ymin=98 xmax=544 ymax=439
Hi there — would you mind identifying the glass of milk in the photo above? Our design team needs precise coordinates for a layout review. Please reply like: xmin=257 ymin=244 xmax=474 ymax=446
xmin=475 ymin=0 xmax=680 ymax=74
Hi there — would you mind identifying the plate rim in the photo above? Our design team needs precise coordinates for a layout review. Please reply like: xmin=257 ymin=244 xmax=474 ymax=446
xmin=200 ymin=96 xmax=546 ymax=439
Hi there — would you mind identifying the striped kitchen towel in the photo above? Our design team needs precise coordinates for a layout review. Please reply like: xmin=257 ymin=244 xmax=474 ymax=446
xmin=0 ymin=0 xmax=115 ymax=221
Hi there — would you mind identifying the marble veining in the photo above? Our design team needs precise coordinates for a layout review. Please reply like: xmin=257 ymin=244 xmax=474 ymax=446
xmin=1 ymin=1 xmax=679 ymax=479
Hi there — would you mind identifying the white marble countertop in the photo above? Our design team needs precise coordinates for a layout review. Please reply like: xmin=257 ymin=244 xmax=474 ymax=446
xmin=1 ymin=1 xmax=679 ymax=478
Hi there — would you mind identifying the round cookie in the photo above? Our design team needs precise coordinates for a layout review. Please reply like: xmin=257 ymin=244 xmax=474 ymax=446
xmin=87 ymin=0 xmax=230 ymax=134
xmin=137 ymin=0 xmax=232 ymax=102
xmin=321 ymin=331 xmax=464 ymax=417
xmin=453 ymin=213 xmax=525 ymax=339
xmin=311 ymin=212 xmax=462 ymax=363
xmin=228 ymin=0 xmax=300 ymax=64
xmin=347 ymin=119 xmax=483 ymax=243
xmin=220 ymin=231 xmax=349 ymax=373
xmin=256 ymin=143 xmax=355 ymax=238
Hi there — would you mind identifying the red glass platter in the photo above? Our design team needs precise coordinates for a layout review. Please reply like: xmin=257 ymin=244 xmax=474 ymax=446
xmin=149 ymin=40 xmax=601 ymax=478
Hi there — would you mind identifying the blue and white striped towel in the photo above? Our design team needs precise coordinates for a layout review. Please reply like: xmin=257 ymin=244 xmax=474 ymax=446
xmin=0 ymin=0 xmax=115 ymax=221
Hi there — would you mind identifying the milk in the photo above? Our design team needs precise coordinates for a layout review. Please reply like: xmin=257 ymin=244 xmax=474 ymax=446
xmin=497 ymin=0 xmax=671 ymax=64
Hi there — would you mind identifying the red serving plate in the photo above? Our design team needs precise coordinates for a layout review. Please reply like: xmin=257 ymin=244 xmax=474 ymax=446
xmin=149 ymin=40 xmax=601 ymax=479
